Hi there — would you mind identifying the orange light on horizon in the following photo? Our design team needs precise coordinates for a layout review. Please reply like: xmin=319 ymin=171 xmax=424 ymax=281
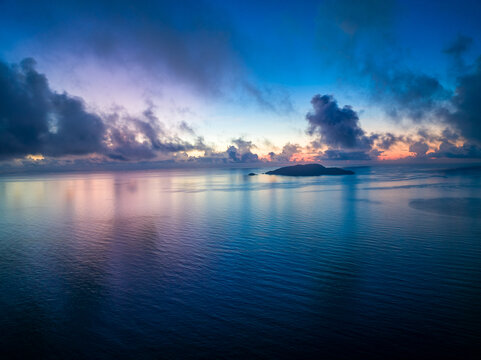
xmin=26 ymin=154 xmax=45 ymax=161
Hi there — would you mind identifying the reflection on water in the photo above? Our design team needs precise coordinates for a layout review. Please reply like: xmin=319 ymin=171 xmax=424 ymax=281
xmin=0 ymin=165 xmax=481 ymax=359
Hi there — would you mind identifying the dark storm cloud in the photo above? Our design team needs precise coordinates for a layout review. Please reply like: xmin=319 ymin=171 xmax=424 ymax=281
xmin=0 ymin=58 xmax=206 ymax=161
xmin=317 ymin=0 xmax=450 ymax=121
xmin=306 ymin=95 xmax=372 ymax=150
xmin=0 ymin=58 xmax=105 ymax=159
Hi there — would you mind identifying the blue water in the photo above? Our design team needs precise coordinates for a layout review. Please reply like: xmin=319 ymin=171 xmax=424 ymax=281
xmin=0 ymin=165 xmax=480 ymax=359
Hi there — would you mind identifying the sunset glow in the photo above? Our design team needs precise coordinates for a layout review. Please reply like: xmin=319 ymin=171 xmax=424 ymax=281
xmin=1 ymin=0 xmax=481 ymax=172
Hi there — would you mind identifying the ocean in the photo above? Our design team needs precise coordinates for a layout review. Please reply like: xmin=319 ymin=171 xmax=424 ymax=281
xmin=1 ymin=164 xmax=480 ymax=359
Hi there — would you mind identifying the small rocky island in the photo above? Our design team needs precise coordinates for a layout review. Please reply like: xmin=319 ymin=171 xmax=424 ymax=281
xmin=265 ymin=164 xmax=354 ymax=176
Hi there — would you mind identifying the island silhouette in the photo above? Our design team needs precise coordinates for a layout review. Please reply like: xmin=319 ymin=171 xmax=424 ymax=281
xmin=264 ymin=164 xmax=354 ymax=176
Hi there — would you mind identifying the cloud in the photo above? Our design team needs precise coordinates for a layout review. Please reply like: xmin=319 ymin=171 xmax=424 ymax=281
xmin=303 ymin=86 xmax=481 ymax=161
xmin=305 ymin=94 xmax=410 ymax=161
xmin=306 ymin=94 xmax=372 ymax=150
xmin=372 ymin=132 xmax=403 ymax=150
xmin=101 ymin=109 xmax=210 ymax=161
xmin=370 ymin=70 xmax=450 ymax=120
xmin=312 ymin=1 xmax=481 ymax=159
xmin=443 ymin=35 xmax=473 ymax=73
xmin=404 ymin=125 xmax=481 ymax=159
xmin=444 ymin=57 xmax=481 ymax=145
xmin=178 ymin=121 xmax=195 ymax=135
xmin=1 ymin=0 xmax=236 ymax=94
xmin=316 ymin=0 xmax=450 ymax=121
xmin=0 ymin=58 xmax=105 ymax=159
xmin=193 ymin=137 xmax=262 ymax=165
xmin=444 ymin=35 xmax=473 ymax=56
xmin=0 ymin=0 xmax=292 ymax=113
xmin=228 ymin=138 xmax=260 ymax=163
xmin=268 ymin=143 xmax=300 ymax=162
xmin=413 ymin=126 xmax=481 ymax=159
xmin=0 ymin=58 xmax=207 ymax=162
xmin=408 ymin=141 xmax=429 ymax=158
xmin=431 ymin=142 xmax=481 ymax=159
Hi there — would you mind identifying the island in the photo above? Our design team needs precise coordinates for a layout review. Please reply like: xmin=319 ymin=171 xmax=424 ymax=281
xmin=265 ymin=164 xmax=354 ymax=176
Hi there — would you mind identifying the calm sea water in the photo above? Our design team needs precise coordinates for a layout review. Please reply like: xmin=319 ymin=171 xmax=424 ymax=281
xmin=1 ymin=165 xmax=480 ymax=359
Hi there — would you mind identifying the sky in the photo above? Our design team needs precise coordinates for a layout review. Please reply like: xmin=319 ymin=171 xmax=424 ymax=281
xmin=1 ymin=0 xmax=481 ymax=171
